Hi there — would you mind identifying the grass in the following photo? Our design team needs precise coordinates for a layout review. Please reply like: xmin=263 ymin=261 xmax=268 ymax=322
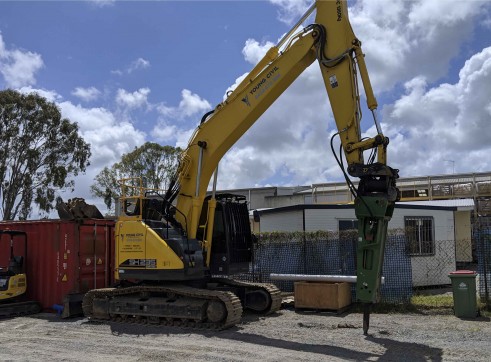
xmin=410 ymin=292 xmax=491 ymax=317
xmin=285 ymin=288 xmax=491 ymax=316
xmin=355 ymin=293 xmax=491 ymax=317
xmin=411 ymin=294 xmax=454 ymax=309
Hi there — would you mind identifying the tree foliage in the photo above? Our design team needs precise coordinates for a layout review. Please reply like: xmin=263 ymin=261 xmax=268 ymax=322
xmin=90 ymin=142 xmax=181 ymax=212
xmin=0 ymin=89 xmax=91 ymax=220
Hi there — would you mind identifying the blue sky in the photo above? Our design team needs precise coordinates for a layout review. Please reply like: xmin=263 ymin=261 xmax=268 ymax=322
xmin=0 ymin=1 xmax=288 ymax=106
xmin=1 ymin=0 xmax=491 ymax=216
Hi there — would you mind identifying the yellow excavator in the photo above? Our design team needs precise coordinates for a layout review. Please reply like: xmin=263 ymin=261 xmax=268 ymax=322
xmin=0 ymin=230 xmax=41 ymax=317
xmin=83 ymin=0 xmax=399 ymax=334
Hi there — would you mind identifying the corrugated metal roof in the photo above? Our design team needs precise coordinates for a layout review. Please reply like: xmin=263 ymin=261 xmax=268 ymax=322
xmin=297 ymin=185 xmax=353 ymax=194
xmin=401 ymin=198 xmax=475 ymax=210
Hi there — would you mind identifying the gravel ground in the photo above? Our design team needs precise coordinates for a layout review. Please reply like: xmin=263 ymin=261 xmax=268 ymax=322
xmin=0 ymin=307 xmax=490 ymax=361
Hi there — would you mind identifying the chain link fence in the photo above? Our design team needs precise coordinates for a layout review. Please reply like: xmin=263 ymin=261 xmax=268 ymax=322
xmin=475 ymin=218 xmax=491 ymax=305
xmin=236 ymin=230 xmax=412 ymax=304
xmin=234 ymin=226 xmax=491 ymax=306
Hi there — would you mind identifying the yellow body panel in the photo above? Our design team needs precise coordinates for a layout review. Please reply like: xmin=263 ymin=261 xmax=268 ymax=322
xmin=115 ymin=220 xmax=184 ymax=280
xmin=0 ymin=274 xmax=27 ymax=301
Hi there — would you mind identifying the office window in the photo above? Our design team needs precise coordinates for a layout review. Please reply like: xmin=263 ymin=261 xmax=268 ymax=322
xmin=339 ymin=219 xmax=358 ymax=231
xmin=405 ymin=216 xmax=434 ymax=255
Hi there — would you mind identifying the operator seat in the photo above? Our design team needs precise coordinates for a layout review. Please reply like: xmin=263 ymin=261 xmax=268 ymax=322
xmin=7 ymin=256 xmax=23 ymax=275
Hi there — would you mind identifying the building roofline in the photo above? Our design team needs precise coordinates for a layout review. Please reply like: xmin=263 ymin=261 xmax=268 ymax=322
xmin=310 ymin=171 xmax=491 ymax=189
xmin=210 ymin=186 xmax=310 ymax=194
xmin=255 ymin=203 xmax=457 ymax=216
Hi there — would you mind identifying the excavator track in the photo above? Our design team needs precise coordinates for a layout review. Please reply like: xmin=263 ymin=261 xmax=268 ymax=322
xmin=82 ymin=285 xmax=243 ymax=330
xmin=211 ymin=278 xmax=282 ymax=314
xmin=0 ymin=301 xmax=41 ymax=318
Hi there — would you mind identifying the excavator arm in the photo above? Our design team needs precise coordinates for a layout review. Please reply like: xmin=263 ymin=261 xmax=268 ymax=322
xmin=164 ymin=0 xmax=399 ymax=334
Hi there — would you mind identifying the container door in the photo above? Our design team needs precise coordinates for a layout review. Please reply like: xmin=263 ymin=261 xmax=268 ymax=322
xmin=78 ymin=222 xmax=113 ymax=292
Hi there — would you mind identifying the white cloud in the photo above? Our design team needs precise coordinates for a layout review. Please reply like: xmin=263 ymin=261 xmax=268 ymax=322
xmin=268 ymin=0 xmax=489 ymax=93
xmin=178 ymin=89 xmax=211 ymax=118
xmin=58 ymin=101 xmax=146 ymax=168
xmin=116 ymin=87 xmax=150 ymax=109
xmin=16 ymin=88 xmax=146 ymax=164
xmin=0 ymin=34 xmax=5 ymax=55
xmin=218 ymin=146 xmax=274 ymax=189
xmin=128 ymin=58 xmax=150 ymax=73
xmin=72 ymin=86 xmax=101 ymax=102
xmin=352 ymin=0 xmax=486 ymax=92
xmin=152 ymin=89 xmax=211 ymax=143
xmin=223 ymin=73 xmax=248 ymax=101
xmin=57 ymin=100 xmax=146 ymax=210
xmin=483 ymin=12 xmax=491 ymax=29
xmin=12 ymin=86 xmax=146 ymax=212
xmin=242 ymin=39 xmax=275 ymax=65
xmin=269 ymin=0 xmax=311 ymax=25
xmin=382 ymin=46 xmax=491 ymax=176
xmin=156 ymin=89 xmax=211 ymax=120
xmin=0 ymin=33 xmax=44 ymax=88
xmin=112 ymin=57 xmax=151 ymax=76
xmin=175 ymin=128 xmax=196 ymax=150
xmin=195 ymin=0 xmax=491 ymax=190
xmin=17 ymin=86 xmax=62 ymax=102
xmin=87 ymin=0 xmax=115 ymax=8
xmin=206 ymin=60 xmax=337 ymax=190
xmin=110 ymin=69 xmax=123 ymax=76
xmin=200 ymin=24 xmax=339 ymax=189
xmin=151 ymin=122 xmax=177 ymax=142
xmin=225 ymin=35 xmax=293 ymax=99
xmin=201 ymin=0 xmax=487 ymax=189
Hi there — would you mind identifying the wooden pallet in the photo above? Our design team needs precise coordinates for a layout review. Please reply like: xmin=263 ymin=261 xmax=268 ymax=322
xmin=294 ymin=281 xmax=352 ymax=312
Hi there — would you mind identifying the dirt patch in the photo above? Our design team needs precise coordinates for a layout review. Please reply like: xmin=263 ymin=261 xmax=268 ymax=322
xmin=0 ymin=308 xmax=489 ymax=361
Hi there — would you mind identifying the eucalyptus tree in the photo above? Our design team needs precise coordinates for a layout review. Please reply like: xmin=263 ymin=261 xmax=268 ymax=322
xmin=0 ymin=89 xmax=91 ymax=220
xmin=90 ymin=142 xmax=181 ymax=212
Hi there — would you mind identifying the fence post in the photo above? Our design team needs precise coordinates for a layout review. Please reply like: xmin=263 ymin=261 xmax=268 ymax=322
xmin=481 ymin=227 xmax=489 ymax=307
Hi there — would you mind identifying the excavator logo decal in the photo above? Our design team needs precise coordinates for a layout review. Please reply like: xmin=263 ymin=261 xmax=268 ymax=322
xmin=249 ymin=66 xmax=281 ymax=101
xmin=242 ymin=95 xmax=251 ymax=107
xmin=336 ymin=0 xmax=342 ymax=21
xmin=329 ymin=75 xmax=339 ymax=88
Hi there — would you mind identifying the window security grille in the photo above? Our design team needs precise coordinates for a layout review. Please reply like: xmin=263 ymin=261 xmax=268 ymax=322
xmin=405 ymin=216 xmax=434 ymax=255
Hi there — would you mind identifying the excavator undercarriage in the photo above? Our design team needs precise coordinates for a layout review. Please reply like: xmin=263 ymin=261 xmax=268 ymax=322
xmin=83 ymin=279 xmax=281 ymax=330
xmin=0 ymin=301 xmax=41 ymax=318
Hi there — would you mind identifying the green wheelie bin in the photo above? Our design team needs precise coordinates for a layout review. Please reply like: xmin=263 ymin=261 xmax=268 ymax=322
xmin=448 ymin=270 xmax=478 ymax=318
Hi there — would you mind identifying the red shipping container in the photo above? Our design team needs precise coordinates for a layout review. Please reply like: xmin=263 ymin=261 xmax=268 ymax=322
xmin=0 ymin=219 xmax=115 ymax=317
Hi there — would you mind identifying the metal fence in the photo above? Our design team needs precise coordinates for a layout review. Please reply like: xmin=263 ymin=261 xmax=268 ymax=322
xmin=239 ymin=231 xmax=413 ymax=304
xmin=235 ymin=227 xmax=491 ymax=305
xmin=475 ymin=219 xmax=491 ymax=304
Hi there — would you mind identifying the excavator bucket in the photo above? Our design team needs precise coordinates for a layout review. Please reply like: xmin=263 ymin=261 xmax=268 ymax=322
xmin=56 ymin=198 xmax=104 ymax=220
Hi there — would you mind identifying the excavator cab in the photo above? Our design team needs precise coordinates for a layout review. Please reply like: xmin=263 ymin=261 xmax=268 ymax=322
xmin=199 ymin=194 xmax=253 ymax=276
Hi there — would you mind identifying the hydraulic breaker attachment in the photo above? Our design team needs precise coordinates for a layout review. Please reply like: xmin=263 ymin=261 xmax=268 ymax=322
xmin=355 ymin=195 xmax=394 ymax=303
xmin=355 ymin=193 xmax=395 ymax=335
xmin=362 ymin=303 xmax=371 ymax=336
